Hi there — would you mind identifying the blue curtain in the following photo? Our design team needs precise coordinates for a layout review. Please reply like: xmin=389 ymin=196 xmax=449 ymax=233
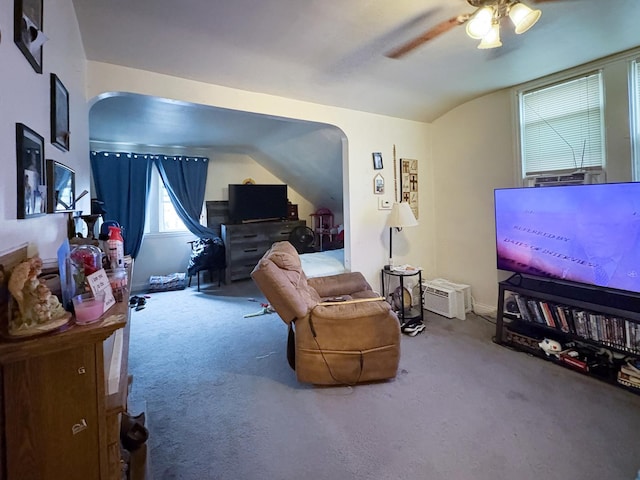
xmin=154 ymin=155 xmax=218 ymax=238
xmin=90 ymin=151 xmax=152 ymax=258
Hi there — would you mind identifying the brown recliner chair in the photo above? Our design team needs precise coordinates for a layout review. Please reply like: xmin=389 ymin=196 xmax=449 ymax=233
xmin=251 ymin=241 xmax=401 ymax=385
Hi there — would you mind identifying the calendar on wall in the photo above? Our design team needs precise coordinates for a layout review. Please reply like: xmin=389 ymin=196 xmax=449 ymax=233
xmin=400 ymin=158 xmax=418 ymax=219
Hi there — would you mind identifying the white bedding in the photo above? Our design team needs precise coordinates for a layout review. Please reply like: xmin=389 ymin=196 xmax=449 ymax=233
xmin=300 ymin=248 xmax=346 ymax=278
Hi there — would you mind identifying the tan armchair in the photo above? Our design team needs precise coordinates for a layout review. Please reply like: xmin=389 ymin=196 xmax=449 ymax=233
xmin=251 ymin=241 xmax=401 ymax=385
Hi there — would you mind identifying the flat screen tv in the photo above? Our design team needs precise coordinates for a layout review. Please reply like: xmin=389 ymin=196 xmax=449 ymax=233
xmin=228 ymin=184 xmax=288 ymax=224
xmin=494 ymin=182 xmax=640 ymax=294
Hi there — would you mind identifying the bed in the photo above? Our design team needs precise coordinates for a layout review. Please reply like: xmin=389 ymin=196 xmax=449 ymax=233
xmin=299 ymin=248 xmax=346 ymax=278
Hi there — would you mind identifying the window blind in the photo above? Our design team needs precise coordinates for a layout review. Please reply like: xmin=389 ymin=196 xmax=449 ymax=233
xmin=520 ymin=72 xmax=605 ymax=176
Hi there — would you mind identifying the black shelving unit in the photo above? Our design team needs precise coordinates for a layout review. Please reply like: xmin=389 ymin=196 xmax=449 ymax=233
xmin=381 ymin=268 xmax=424 ymax=325
xmin=496 ymin=274 xmax=640 ymax=395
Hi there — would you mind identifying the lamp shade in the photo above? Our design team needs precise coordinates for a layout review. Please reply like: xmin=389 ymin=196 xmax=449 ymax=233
xmin=465 ymin=6 xmax=494 ymax=39
xmin=386 ymin=202 xmax=418 ymax=229
xmin=477 ymin=23 xmax=502 ymax=49
xmin=509 ymin=2 xmax=542 ymax=34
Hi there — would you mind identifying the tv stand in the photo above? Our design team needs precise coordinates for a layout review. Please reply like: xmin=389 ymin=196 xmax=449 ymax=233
xmin=496 ymin=275 xmax=640 ymax=395
xmin=221 ymin=219 xmax=305 ymax=283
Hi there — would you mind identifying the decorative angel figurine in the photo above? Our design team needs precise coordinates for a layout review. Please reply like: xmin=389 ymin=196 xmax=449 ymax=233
xmin=7 ymin=256 xmax=69 ymax=334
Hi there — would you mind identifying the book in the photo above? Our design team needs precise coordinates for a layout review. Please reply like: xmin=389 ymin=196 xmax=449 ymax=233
xmin=572 ymin=310 xmax=588 ymax=338
xmin=555 ymin=305 xmax=570 ymax=333
xmin=527 ymin=299 xmax=545 ymax=324
xmin=620 ymin=361 xmax=640 ymax=379
xmin=617 ymin=371 xmax=640 ymax=390
xmin=587 ymin=312 xmax=599 ymax=342
xmin=539 ymin=302 xmax=556 ymax=328
xmin=513 ymin=294 xmax=532 ymax=322
xmin=559 ymin=352 xmax=589 ymax=373
xmin=629 ymin=322 xmax=640 ymax=353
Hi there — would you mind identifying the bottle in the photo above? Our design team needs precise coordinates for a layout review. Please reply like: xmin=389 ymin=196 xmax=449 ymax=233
xmin=107 ymin=225 xmax=125 ymax=270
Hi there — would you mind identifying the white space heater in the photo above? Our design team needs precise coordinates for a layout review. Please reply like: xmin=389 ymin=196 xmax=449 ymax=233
xmin=422 ymin=279 xmax=470 ymax=320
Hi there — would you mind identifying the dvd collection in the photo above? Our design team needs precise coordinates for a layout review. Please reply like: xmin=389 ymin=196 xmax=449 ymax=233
xmin=502 ymin=290 xmax=640 ymax=393
xmin=504 ymin=291 xmax=640 ymax=354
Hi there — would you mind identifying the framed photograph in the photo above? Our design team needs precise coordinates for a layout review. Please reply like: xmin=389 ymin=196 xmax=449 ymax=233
xmin=46 ymin=160 xmax=75 ymax=213
xmin=372 ymin=152 xmax=383 ymax=170
xmin=50 ymin=74 xmax=70 ymax=151
xmin=374 ymin=173 xmax=385 ymax=195
xmin=16 ymin=123 xmax=46 ymax=218
xmin=14 ymin=0 xmax=44 ymax=73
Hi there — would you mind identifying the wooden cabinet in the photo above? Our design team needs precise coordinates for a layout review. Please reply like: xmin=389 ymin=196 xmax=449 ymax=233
xmin=221 ymin=220 xmax=306 ymax=283
xmin=205 ymin=200 xmax=229 ymax=238
xmin=0 ymin=299 xmax=130 ymax=480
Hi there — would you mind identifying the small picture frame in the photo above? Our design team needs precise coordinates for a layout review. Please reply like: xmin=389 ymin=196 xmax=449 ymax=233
xmin=16 ymin=123 xmax=46 ymax=218
xmin=14 ymin=0 xmax=44 ymax=73
xmin=46 ymin=160 xmax=75 ymax=213
xmin=374 ymin=173 xmax=385 ymax=195
xmin=51 ymin=73 xmax=70 ymax=151
xmin=372 ymin=152 xmax=383 ymax=170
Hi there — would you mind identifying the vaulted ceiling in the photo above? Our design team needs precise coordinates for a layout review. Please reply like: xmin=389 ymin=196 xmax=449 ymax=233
xmin=76 ymin=0 xmax=640 ymax=208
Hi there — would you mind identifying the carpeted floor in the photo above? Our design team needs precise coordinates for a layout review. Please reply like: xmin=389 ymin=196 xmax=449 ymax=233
xmin=127 ymin=280 xmax=640 ymax=480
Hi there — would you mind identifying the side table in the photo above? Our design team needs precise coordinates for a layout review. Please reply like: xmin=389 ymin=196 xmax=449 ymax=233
xmin=381 ymin=268 xmax=424 ymax=325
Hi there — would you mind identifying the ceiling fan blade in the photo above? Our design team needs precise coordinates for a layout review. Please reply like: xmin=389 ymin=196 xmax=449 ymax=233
xmin=386 ymin=14 xmax=470 ymax=59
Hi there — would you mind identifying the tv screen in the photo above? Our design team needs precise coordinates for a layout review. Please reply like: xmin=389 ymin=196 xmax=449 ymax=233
xmin=228 ymin=184 xmax=288 ymax=223
xmin=494 ymin=182 xmax=640 ymax=294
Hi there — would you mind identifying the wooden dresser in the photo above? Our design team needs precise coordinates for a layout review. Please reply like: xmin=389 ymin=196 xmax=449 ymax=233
xmin=221 ymin=220 xmax=306 ymax=283
xmin=0 ymin=290 xmax=132 ymax=480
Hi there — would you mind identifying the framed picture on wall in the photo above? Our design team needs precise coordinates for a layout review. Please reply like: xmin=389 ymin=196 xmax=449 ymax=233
xmin=46 ymin=160 xmax=75 ymax=213
xmin=372 ymin=152 xmax=383 ymax=170
xmin=16 ymin=123 xmax=46 ymax=218
xmin=374 ymin=173 xmax=385 ymax=194
xmin=50 ymin=74 xmax=70 ymax=151
xmin=14 ymin=0 xmax=45 ymax=73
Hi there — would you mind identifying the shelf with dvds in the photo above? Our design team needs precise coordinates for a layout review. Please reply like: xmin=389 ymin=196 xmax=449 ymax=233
xmin=495 ymin=274 xmax=640 ymax=395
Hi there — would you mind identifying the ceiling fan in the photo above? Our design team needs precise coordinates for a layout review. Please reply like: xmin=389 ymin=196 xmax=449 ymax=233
xmin=386 ymin=0 xmax=556 ymax=57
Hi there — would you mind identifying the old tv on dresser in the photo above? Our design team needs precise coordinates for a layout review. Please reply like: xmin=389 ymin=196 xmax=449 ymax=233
xmin=494 ymin=182 xmax=640 ymax=294
xmin=228 ymin=183 xmax=288 ymax=224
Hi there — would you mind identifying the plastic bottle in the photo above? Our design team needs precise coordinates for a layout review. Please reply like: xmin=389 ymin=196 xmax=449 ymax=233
xmin=107 ymin=225 xmax=125 ymax=270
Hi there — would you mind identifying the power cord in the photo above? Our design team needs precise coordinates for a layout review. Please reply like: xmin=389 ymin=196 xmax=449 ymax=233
xmin=470 ymin=295 xmax=497 ymax=325
xmin=474 ymin=312 xmax=497 ymax=325
xmin=308 ymin=311 xmax=364 ymax=387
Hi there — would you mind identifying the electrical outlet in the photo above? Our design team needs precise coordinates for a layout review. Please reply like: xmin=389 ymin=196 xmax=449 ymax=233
xmin=378 ymin=198 xmax=392 ymax=210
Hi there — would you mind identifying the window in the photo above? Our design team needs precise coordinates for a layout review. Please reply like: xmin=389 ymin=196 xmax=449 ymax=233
xmin=631 ymin=59 xmax=640 ymax=181
xmin=519 ymin=72 xmax=605 ymax=176
xmin=158 ymin=184 xmax=188 ymax=232
xmin=144 ymin=166 xmax=190 ymax=234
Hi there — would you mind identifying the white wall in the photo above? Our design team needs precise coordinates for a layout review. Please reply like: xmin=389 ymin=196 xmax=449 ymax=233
xmin=0 ymin=0 xmax=88 ymax=261
xmin=431 ymin=51 xmax=637 ymax=313
xmin=85 ymin=62 xmax=434 ymax=291
xmin=432 ymin=90 xmax=515 ymax=313
xmin=204 ymin=150 xmax=315 ymax=222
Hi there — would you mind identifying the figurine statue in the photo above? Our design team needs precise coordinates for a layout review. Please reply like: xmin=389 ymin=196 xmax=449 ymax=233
xmin=539 ymin=338 xmax=563 ymax=357
xmin=7 ymin=256 xmax=69 ymax=334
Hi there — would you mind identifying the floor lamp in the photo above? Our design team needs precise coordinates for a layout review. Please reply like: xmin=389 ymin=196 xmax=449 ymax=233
xmin=385 ymin=202 xmax=418 ymax=269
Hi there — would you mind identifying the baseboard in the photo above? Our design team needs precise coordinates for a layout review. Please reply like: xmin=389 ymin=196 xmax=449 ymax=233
xmin=131 ymin=282 xmax=148 ymax=294
xmin=472 ymin=302 xmax=496 ymax=317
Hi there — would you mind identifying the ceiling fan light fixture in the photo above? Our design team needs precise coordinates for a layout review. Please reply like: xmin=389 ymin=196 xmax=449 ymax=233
xmin=477 ymin=23 xmax=502 ymax=49
xmin=509 ymin=2 xmax=542 ymax=34
xmin=465 ymin=6 xmax=494 ymax=39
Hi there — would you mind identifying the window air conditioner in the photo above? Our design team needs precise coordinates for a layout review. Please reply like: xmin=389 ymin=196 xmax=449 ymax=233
xmin=428 ymin=278 xmax=472 ymax=313
xmin=422 ymin=281 xmax=466 ymax=320
xmin=525 ymin=170 xmax=604 ymax=187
